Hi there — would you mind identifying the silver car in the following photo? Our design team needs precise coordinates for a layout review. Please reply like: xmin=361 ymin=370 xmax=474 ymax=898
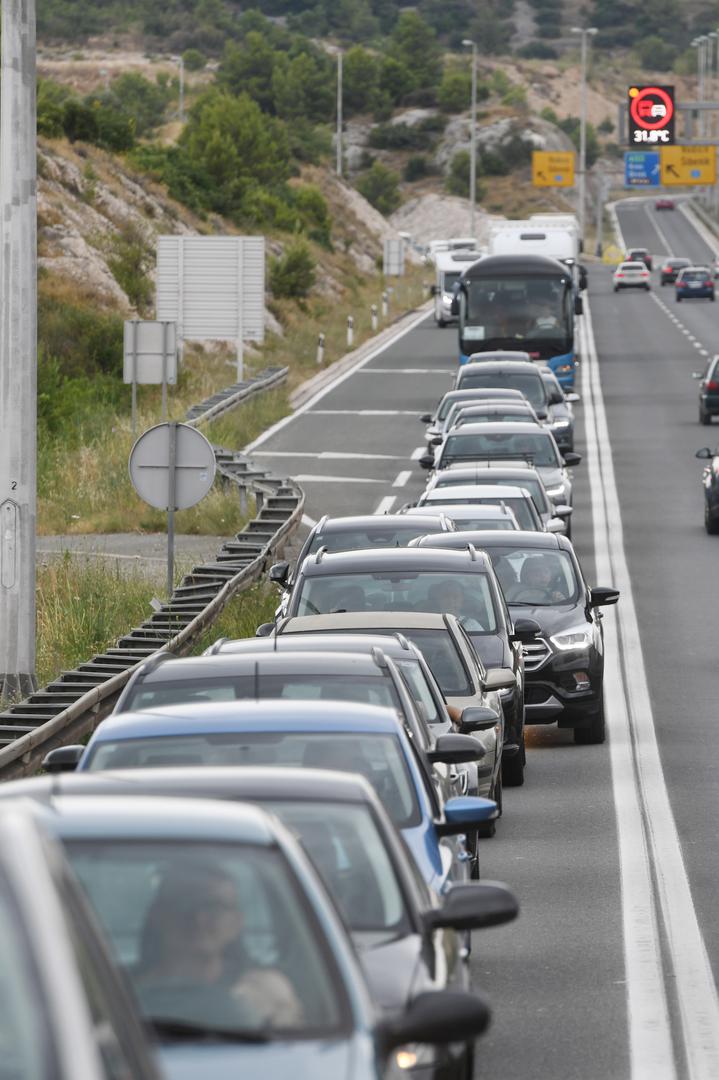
xmin=613 ymin=260 xmax=651 ymax=291
xmin=423 ymin=463 xmax=572 ymax=534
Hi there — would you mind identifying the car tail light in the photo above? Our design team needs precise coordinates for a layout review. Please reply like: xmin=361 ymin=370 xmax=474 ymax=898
xmin=616 ymin=273 xmax=624 ymax=277
xmin=706 ymin=381 xmax=719 ymax=391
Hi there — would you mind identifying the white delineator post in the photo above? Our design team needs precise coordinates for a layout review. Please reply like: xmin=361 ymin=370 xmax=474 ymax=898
xmin=0 ymin=0 xmax=38 ymax=702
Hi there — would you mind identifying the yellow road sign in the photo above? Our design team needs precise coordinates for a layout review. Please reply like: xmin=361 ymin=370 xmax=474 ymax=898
xmin=660 ymin=145 xmax=716 ymax=186
xmin=532 ymin=150 xmax=575 ymax=188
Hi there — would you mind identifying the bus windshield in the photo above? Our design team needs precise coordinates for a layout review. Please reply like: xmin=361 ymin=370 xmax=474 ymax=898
xmin=460 ymin=273 xmax=572 ymax=355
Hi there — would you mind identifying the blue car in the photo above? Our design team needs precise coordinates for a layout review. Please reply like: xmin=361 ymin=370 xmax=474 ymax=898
xmin=676 ymin=266 xmax=715 ymax=302
xmin=12 ymin=793 xmax=490 ymax=1080
xmin=44 ymin=700 xmax=498 ymax=896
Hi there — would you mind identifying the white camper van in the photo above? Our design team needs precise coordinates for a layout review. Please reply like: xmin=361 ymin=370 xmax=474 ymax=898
xmin=487 ymin=220 xmax=579 ymax=263
xmin=432 ymin=249 xmax=482 ymax=326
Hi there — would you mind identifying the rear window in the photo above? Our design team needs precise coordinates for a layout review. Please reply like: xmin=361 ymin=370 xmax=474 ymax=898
xmin=307 ymin=524 xmax=434 ymax=555
xmin=681 ymin=270 xmax=710 ymax=282
xmin=428 ymin=495 xmax=536 ymax=529
xmin=456 ymin=371 xmax=545 ymax=409
xmin=124 ymin=674 xmax=399 ymax=713
xmin=441 ymin=430 xmax=560 ymax=468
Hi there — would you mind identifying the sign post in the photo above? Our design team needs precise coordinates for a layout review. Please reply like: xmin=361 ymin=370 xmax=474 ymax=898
xmin=531 ymin=150 xmax=575 ymax=187
xmin=128 ymin=423 xmax=216 ymax=598
xmin=660 ymin=145 xmax=717 ymax=185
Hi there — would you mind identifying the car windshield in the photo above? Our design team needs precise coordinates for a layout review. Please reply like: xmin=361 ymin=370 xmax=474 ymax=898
xmin=306 ymin=523 xmax=433 ymax=555
xmin=442 ymin=271 xmax=461 ymax=291
xmin=85 ymin=733 xmax=421 ymax=829
xmin=485 ymin=546 xmax=580 ymax=605
xmin=441 ymin=431 xmax=560 ymax=467
xmin=269 ymin=802 xmax=411 ymax=945
xmin=0 ymin=878 xmax=54 ymax=1079
xmin=66 ymin=841 xmax=348 ymax=1041
xmin=124 ymin=674 xmax=399 ymax=713
xmin=456 ymin=371 xmax=545 ymax=408
xmin=464 ymin=276 xmax=566 ymax=344
xmin=296 ymin=570 xmax=498 ymax=634
xmin=428 ymin=495 xmax=536 ymax=529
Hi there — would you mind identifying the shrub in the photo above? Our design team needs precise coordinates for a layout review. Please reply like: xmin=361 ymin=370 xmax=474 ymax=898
xmin=517 ymin=42 xmax=558 ymax=59
xmin=182 ymin=48 xmax=206 ymax=71
xmin=404 ymin=154 xmax=430 ymax=181
xmin=445 ymin=150 xmax=486 ymax=202
xmin=38 ymin=291 xmax=124 ymax=379
xmin=107 ymin=224 xmax=154 ymax=312
xmin=438 ymin=68 xmax=472 ymax=112
xmin=356 ymin=161 xmax=402 ymax=215
xmin=270 ymin=241 xmax=316 ymax=299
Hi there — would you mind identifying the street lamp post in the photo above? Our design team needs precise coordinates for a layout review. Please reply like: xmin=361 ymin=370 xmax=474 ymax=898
xmin=462 ymin=39 xmax=477 ymax=239
xmin=336 ymin=52 xmax=343 ymax=178
xmin=0 ymin=0 xmax=38 ymax=702
xmin=178 ymin=55 xmax=185 ymax=123
xmin=571 ymin=26 xmax=598 ymax=244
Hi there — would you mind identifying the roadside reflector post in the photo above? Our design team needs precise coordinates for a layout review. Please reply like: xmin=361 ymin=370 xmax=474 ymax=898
xmin=382 ymin=290 xmax=389 ymax=318
xmin=316 ymin=332 xmax=325 ymax=366
xmin=371 ymin=304 xmax=378 ymax=332
xmin=347 ymin=315 xmax=354 ymax=348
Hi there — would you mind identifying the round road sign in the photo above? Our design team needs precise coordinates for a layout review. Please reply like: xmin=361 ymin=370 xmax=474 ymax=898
xmin=128 ymin=422 xmax=216 ymax=511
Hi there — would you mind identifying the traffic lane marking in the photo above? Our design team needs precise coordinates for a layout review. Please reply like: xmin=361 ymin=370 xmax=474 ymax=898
xmin=247 ymin=409 xmax=438 ymax=461
xmin=307 ymin=409 xmax=419 ymax=416
xmin=359 ymin=367 xmax=452 ymax=374
xmin=392 ymin=470 xmax=412 ymax=487
xmin=251 ymin=450 xmax=407 ymax=461
xmin=293 ymin=474 xmax=386 ymax=484
xmin=374 ymin=496 xmax=397 ymax=514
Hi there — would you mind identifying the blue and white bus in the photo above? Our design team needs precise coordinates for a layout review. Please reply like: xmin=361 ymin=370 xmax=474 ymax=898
xmin=453 ymin=254 xmax=582 ymax=388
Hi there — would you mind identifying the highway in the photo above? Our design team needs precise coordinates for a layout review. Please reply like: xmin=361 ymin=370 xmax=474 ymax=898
xmin=249 ymin=200 xmax=719 ymax=1078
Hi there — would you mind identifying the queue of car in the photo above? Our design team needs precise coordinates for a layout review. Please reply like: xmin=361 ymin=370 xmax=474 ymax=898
xmin=0 ymin=277 xmax=627 ymax=1080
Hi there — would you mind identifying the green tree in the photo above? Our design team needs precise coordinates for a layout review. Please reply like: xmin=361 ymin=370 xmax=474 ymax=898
xmin=356 ymin=160 xmax=401 ymax=215
xmin=272 ymin=51 xmax=334 ymax=124
xmin=343 ymin=46 xmax=379 ymax=113
xmin=445 ymin=149 xmax=486 ymax=201
xmin=270 ymin=241 xmax=316 ymax=298
xmin=388 ymin=11 xmax=442 ymax=90
xmin=378 ymin=55 xmax=415 ymax=105
xmin=182 ymin=48 xmax=206 ymax=71
xmin=219 ymin=34 xmax=278 ymax=112
xmin=635 ymin=34 xmax=677 ymax=70
xmin=438 ymin=67 xmax=472 ymax=112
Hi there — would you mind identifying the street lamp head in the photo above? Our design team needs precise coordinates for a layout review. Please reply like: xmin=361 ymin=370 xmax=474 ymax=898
xmin=571 ymin=26 xmax=598 ymax=34
xmin=461 ymin=38 xmax=474 ymax=47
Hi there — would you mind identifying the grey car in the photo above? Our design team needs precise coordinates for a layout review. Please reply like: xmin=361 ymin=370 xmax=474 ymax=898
xmin=10 ymin=793 xmax=490 ymax=1080
xmin=540 ymin=369 xmax=579 ymax=453
xmin=0 ymin=768 xmax=517 ymax=1080
xmin=0 ymin=803 xmax=162 ymax=1080
xmin=420 ymin=388 xmax=528 ymax=444
xmin=422 ymin=463 xmax=571 ymax=534
xmin=416 ymin=484 xmax=547 ymax=532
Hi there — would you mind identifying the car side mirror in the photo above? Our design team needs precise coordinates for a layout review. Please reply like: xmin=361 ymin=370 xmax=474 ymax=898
xmin=450 ymin=296 xmax=459 ymax=316
xmin=428 ymin=733 xmax=485 ymax=766
xmin=424 ymin=880 xmax=519 ymax=933
xmin=459 ymin=706 xmax=500 ymax=733
xmin=483 ymin=667 xmax=516 ymax=692
xmin=695 ymin=447 xmax=714 ymax=459
xmin=546 ymin=518 xmax=565 ymax=533
xmin=376 ymin=989 xmax=490 ymax=1053
xmin=42 ymin=745 xmax=84 ymax=773
xmin=429 ymin=436 xmax=443 ymax=447
xmin=511 ymin=617 xmax=541 ymax=644
xmin=566 ymin=392 xmax=581 ymax=403
xmin=437 ymin=794 xmax=497 ymax=836
xmin=430 ymin=284 xmax=439 ymax=296
xmin=419 ymin=453 xmax=436 ymax=470
xmin=563 ymin=451 xmax=582 ymax=466
xmin=574 ymin=295 xmax=584 ymax=316
xmin=590 ymin=586 xmax=620 ymax=608
xmin=269 ymin=561 xmax=290 ymax=586
xmin=255 ymin=622 xmax=276 ymax=637
xmin=553 ymin=504 xmax=573 ymax=518
xmin=419 ymin=412 xmax=433 ymax=423
xmin=536 ymin=408 xmax=548 ymax=420
xmin=579 ymin=266 xmax=588 ymax=291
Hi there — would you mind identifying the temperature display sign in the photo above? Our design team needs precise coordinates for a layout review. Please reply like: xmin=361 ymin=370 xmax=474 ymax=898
xmin=628 ymin=85 xmax=675 ymax=145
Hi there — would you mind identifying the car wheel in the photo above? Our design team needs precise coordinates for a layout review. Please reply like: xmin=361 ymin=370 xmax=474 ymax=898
xmin=477 ymin=770 xmax=501 ymax=838
xmin=573 ymin=696 xmax=606 ymax=745
xmin=676 ymin=295 xmax=682 ymax=302
xmin=613 ymin=285 xmax=619 ymax=292
xmin=645 ymin=285 xmax=651 ymax=291
xmin=437 ymin=318 xmax=446 ymax=327
xmin=502 ymin=736 xmax=525 ymax=787
xmin=700 ymin=406 xmax=711 ymax=425
xmin=711 ymin=295 xmax=715 ymax=302
xmin=705 ymin=504 xmax=719 ymax=534
xmin=463 ymin=1044 xmax=475 ymax=1080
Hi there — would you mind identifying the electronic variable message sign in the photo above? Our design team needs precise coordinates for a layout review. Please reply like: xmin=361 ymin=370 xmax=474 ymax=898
xmin=627 ymin=85 xmax=675 ymax=146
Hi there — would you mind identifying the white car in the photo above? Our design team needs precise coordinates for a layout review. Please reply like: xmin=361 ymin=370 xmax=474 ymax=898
xmin=613 ymin=261 xmax=650 ymax=292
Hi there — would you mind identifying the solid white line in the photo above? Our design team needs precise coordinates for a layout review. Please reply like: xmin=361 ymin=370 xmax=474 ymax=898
xmin=359 ymin=367 xmax=450 ymax=375
xmin=374 ymin=496 xmax=397 ymax=515
xmin=679 ymin=201 xmax=719 ymax=256
xmin=293 ymin=474 xmax=385 ymax=485
xmin=583 ymin=296 xmax=719 ymax=1078
xmin=251 ymin=451 xmax=404 ymax=461
xmin=645 ymin=201 xmax=674 ymax=258
xmin=699 ymin=349 xmax=709 ymax=356
xmin=245 ymin=309 xmax=433 ymax=452
xmin=392 ymin=470 xmax=412 ymax=488
xmin=411 ymin=446 xmax=427 ymax=460
xmin=301 ymin=514 xmax=317 ymax=529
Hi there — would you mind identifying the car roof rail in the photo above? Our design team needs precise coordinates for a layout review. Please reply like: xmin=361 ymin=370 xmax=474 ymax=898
xmin=392 ymin=633 xmax=412 ymax=650
xmin=314 ymin=545 xmax=328 ymax=564
xmin=370 ymin=646 xmax=388 ymax=669
xmin=315 ymin=514 xmax=329 ymax=536
xmin=135 ymin=651 xmax=175 ymax=679
xmin=467 ymin=543 xmax=477 ymax=561
xmin=205 ymin=636 xmax=229 ymax=656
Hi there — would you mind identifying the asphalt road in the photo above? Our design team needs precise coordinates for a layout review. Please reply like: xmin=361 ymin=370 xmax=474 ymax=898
xmin=248 ymin=204 xmax=719 ymax=1077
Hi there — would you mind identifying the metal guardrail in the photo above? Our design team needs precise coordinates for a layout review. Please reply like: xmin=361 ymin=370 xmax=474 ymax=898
xmin=0 ymin=365 xmax=303 ymax=780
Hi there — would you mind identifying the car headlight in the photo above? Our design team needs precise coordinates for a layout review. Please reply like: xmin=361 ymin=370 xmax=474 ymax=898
xmin=550 ymin=625 xmax=592 ymax=651
xmin=396 ymin=1044 xmax=438 ymax=1069
xmin=442 ymin=292 xmax=453 ymax=303
xmin=552 ymin=419 xmax=571 ymax=429
xmin=545 ymin=484 xmax=566 ymax=498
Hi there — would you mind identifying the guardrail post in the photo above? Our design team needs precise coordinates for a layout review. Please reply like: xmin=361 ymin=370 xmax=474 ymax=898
xmin=347 ymin=316 xmax=354 ymax=348
xmin=370 ymin=304 xmax=378 ymax=332
xmin=316 ymin=332 xmax=325 ymax=366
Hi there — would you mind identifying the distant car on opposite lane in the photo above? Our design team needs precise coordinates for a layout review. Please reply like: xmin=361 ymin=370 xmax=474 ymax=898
xmin=654 ymin=198 xmax=675 ymax=211
xmin=676 ymin=266 xmax=715 ymax=302
xmin=613 ymin=261 xmax=651 ymax=291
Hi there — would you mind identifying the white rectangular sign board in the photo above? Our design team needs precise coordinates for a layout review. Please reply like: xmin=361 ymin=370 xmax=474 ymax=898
xmin=123 ymin=321 xmax=177 ymax=385
xmin=156 ymin=236 xmax=265 ymax=346
xmin=383 ymin=237 xmax=405 ymax=276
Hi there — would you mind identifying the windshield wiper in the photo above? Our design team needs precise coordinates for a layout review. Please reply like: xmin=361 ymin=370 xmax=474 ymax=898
xmin=149 ymin=1017 xmax=271 ymax=1043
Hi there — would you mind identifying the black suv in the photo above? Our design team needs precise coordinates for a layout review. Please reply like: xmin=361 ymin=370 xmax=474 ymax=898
xmin=280 ymin=546 xmax=540 ymax=785
xmin=436 ymin=531 xmax=619 ymax=744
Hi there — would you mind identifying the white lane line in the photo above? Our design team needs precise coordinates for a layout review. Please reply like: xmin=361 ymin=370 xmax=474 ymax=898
xmin=699 ymin=348 xmax=709 ymax=356
xmin=583 ymin=296 xmax=719 ymax=1078
xmin=411 ymin=446 xmax=427 ymax=460
xmin=251 ymin=451 xmax=404 ymax=461
xmin=374 ymin=496 xmax=397 ymax=515
xmin=392 ymin=470 xmax=412 ymax=488
xmin=693 ymin=341 xmax=704 ymax=350
xmin=301 ymin=514 xmax=317 ymax=529
xmin=307 ymin=409 xmax=418 ymax=416
xmin=359 ymin=367 xmax=450 ymax=374
xmin=293 ymin=474 xmax=385 ymax=485
xmin=679 ymin=201 xmax=719 ymax=256
xmin=245 ymin=307 xmax=432 ymax=452
xmin=645 ymin=201 xmax=674 ymax=258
